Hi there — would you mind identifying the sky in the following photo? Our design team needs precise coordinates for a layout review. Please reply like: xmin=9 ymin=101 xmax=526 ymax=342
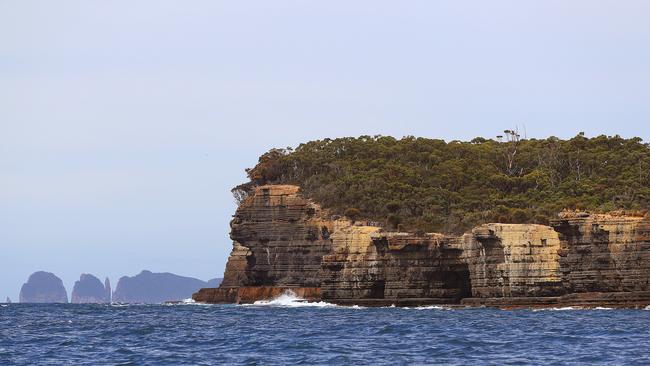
xmin=1 ymin=1 xmax=650 ymax=301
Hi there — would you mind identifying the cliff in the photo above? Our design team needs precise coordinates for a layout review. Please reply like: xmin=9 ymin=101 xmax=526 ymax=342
xmin=194 ymin=185 xmax=650 ymax=308
xmin=71 ymin=274 xmax=111 ymax=304
xmin=19 ymin=271 xmax=68 ymax=303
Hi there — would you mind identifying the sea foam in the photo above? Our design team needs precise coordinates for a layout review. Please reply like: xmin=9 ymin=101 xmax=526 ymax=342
xmin=243 ymin=290 xmax=341 ymax=308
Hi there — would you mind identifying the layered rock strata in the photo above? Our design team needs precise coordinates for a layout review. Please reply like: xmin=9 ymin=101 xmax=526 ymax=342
xmin=203 ymin=185 xmax=333 ymax=303
xmin=461 ymin=224 xmax=563 ymax=298
xmin=552 ymin=213 xmax=650 ymax=293
xmin=194 ymin=185 xmax=650 ymax=308
xmin=321 ymin=229 xmax=470 ymax=306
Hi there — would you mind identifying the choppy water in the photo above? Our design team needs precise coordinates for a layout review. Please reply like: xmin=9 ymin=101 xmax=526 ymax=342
xmin=2 ymin=294 xmax=650 ymax=365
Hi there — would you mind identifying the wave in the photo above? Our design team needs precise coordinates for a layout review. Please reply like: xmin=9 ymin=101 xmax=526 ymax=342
xmin=414 ymin=305 xmax=452 ymax=310
xmin=533 ymin=307 xmax=581 ymax=311
xmin=242 ymin=290 xmax=342 ymax=308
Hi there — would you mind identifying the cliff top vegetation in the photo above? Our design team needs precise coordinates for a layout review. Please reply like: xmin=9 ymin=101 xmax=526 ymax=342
xmin=234 ymin=132 xmax=650 ymax=234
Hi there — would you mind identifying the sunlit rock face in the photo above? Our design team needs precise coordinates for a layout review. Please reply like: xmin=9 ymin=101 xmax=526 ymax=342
xmin=461 ymin=224 xmax=563 ymax=298
xmin=19 ymin=271 xmax=68 ymax=303
xmin=71 ymin=274 xmax=110 ymax=304
xmin=195 ymin=185 xmax=650 ymax=308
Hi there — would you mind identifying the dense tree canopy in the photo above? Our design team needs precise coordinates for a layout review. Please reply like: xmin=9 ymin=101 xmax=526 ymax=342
xmin=234 ymin=134 xmax=650 ymax=234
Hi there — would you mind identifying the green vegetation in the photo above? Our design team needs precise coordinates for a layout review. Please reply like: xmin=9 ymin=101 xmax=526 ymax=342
xmin=234 ymin=133 xmax=650 ymax=234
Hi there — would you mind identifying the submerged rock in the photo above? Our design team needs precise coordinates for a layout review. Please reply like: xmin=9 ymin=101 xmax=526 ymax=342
xmin=112 ymin=270 xmax=215 ymax=303
xmin=19 ymin=271 xmax=68 ymax=303
xmin=71 ymin=274 xmax=110 ymax=303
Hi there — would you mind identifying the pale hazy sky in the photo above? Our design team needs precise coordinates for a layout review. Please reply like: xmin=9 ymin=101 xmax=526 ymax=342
xmin=2 ymin=1 xmax=650 ymax=301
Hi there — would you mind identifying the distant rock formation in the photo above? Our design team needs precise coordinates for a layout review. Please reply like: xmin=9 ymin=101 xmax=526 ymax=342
xmin=5 ymin=297 xmax=10 ymax=304
xmin=104 ymin=277 xmax=111 ymax=303
xmin=19 ymin=271 xmax=68 ymax=303
xmin=112 ymin=270 xmax=218 ymax=303
xmin=207 ymin=278 xmax=223 ymax=287
xmin=71 ymin=274 xmax=111 ymax=303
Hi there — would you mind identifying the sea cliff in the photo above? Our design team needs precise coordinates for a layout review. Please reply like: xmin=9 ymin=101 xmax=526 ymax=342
xmin=193 ymin=185 xmax=650 ymax=308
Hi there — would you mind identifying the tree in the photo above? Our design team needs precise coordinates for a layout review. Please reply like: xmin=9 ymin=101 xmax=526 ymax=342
xmin=237 ymin=134 xmax=650 ymax=234
xmin=385 ymin=202 xmax=401 ymax=214
xmin=500 ymin=128 xmax=522 ymax=176
xmin=344 ymin=208 xmax=362 ymax=223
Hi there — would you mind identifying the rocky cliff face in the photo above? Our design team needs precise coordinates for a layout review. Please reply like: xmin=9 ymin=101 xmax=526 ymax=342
xmin=221 ymin=185 xmax=333 ymax=289
xmin=195 ymin=185 xmax=650 ymax=308
xmin=71 ymin=274 xmax=110 ymax=303
xmin=321 ymin=228 xmax=470 ymax=305
xmin=19 ymin=271 xmax=68 ymax=303
xmin=461 ymin=224 xmax=563 ymax=298
xmin=552 ymin=213 xmax=650 ymax=293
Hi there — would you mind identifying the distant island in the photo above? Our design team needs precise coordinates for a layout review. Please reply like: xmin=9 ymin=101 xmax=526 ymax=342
xmin=194 ymin=134 xmax=650 ymax=308
xmin=113 ymin=270 xmax=221 ymax=303
xmin=18 ymin=271 xmax=222 ymax=304
xmin=19 ymin=272 xmax=68 ymax=303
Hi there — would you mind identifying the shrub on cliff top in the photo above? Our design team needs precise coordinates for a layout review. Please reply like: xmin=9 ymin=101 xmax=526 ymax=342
xmin=239 ymin=134 xmax=650 ymax=234
xmin=344 ymin=208 xmax=362 ymax=223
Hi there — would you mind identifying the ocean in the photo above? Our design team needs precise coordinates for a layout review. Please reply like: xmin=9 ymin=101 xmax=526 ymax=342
xmin=2 ymin=293 xmax=650 ymax=365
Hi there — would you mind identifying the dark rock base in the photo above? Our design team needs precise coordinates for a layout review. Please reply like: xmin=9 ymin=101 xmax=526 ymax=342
xmin=192 ymin=287 xmax=321 ymax=304
xmin=194 ymin=287 xmax=650 ymax=309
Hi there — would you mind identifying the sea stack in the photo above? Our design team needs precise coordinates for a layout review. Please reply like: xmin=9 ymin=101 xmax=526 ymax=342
xmin=104 ymin=277 xmax=112 ymax=303
xmin=71 ymin=274 xmax=111 ymax=303
xmin=5 ymin=297 xmax=10 ymax=304
xmin=19 ymin=271 xmax=68 ymax=303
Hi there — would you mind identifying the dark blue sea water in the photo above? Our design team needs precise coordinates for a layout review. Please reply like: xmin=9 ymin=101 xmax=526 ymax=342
xmin=2 ymin=296 xmax=650 ymax=365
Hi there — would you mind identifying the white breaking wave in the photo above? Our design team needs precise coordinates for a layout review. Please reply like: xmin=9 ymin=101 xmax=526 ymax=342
xmin=243 ymin=290 xmax=341 ymax=308
xmin=397 ymin=305 xmax=452 ymax=310
xmin=161 ymin=298 xmax=214 ymax=306
xmin=533 ymin=307 xmax=581 ymax=311
xmin=644 ymin=305 xmax=650 ymax=310
xmin=414 ymin=305 xmax=452 ymax=310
